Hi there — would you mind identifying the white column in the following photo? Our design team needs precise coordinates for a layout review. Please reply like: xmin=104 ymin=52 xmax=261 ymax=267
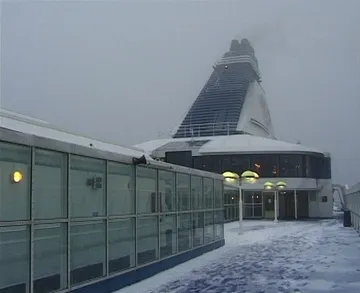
xmin=274 ymin=190 xmax=278 ymax=223
xmin=294 ymin=190 xmax=298 ymax=219
xmin=238 ymin=185 xmax=243 ymax=234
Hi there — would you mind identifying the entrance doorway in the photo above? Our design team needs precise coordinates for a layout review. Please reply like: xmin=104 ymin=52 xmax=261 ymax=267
xmin=279 ymin=191 xmax=295 ymax=220
xmin=296 ymin=191 xmax=309 ymax=219
xmin=243 ymin=191 xmax=263 ymax=218
xmin=263 ymin=192 xmax=275 ymax=219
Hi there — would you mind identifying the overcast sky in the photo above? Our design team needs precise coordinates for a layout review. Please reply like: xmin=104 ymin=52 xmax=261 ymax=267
xmin=1 ymin=0 xmax=360 ymax=185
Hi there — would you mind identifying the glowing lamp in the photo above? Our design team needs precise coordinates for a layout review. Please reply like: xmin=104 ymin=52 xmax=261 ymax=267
xmin=241 ymin=170 xmax=259 ymax=184
xmin=12 ymin=171 xmax=23 ymax=183
xmin=222 ymin=171 xmax=239 ymax=183
xmin=264 ymin=181 xmax=275 ymax=190
xmin=276 ymin=181 xmax=287 ymax=190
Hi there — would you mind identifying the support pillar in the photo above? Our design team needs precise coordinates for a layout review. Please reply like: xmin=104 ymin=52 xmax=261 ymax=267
xmin=238 ymin=186 xmax=243 ymax=234
xmin=294 ymin=189 xmax=298 ymax=220
xmin=274 ymin=191 xmax=278 ymax=223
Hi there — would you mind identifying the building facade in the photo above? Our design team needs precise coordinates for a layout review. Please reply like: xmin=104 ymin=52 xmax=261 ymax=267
xmin=0 ymin=125 xmax=225 ymax=293
xmin=135 ymin=39 xmax=333 ymax=220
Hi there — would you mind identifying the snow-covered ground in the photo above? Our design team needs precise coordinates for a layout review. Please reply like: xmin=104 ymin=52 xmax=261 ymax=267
xmin=116 ymin=219 xmax=360 ymax=293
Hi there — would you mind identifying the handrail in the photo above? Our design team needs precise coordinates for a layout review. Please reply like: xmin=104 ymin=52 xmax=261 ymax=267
xmin=344 ymin=184 xmax=360 ymax=233
xmin=214 ymin=55 xmax=261 ymax=78
xmin=175 ymin=122 xmax=239 ymax=137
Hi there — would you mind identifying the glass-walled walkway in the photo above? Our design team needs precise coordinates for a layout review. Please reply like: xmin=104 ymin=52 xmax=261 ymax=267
xmin=0 ymin=128 xmax=225 ymax=293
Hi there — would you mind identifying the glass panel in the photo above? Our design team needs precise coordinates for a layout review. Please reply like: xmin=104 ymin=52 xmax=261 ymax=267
xmin=305 ymin=156 xmax=311 ymax=177
xmin=224 ymin=207 xmax=231 ymax=221
xmin=108 ymin=162 xmax=135 ymax=215
xmin=233 ymin=206 xmax=239 ymax=221
xmin=224 ymin=187 xmax=238 ymax=205
xmin=159 ymin=170 xmax=176 ymax=212
xmin=243 ymin=191 xmax=253 ymax=203
xmin=34 ymin=223 xmax=67 ymax=293
xmin=221 ymin=155 xmax=231 ymax=172
xmin=34 ymin=149 xmax=67 ymax=219
xmin=160 ymin=214 xmax=177 ymax=258
xmin=309 ymin=156 xmax=320 ymax=178
xmin=108 ymin=218 xmax=135 ymax=274
xmin=250 ymin=155 xmax=278 ymax=177
xmin=204 ymin=211 xmax=214 ymax=244
xmin=69 ymin=155 xmax=106 ymax=218
xmin=137 ymin=216 xmax=158 ymax=265
xmin=191 ymin=176 xmax=203 ymax=210
xmin=279 ymin=155 xmax=303 ymax=177
xmin=136 ymin=167 xmax=157 ymax=214
xmin=0 ymin=142 xmax=31 ymax=221
xmin=178 ymin=213 xmax=192 ymax=252
xmin=193 ymin=156 xmax=212 ymax=171
xmin=0 ymin=225 xmax=30 ymax=293
xmin=214 ymin=211 xmax=224 ymax=239
xmin=70 ymin=221 xmax=106 ymax=285
xmin=244 ymin=196 xmax=253 ymax=218
xmin=230 ymin=155 xmax=250 ymax=175
xmin=192 ymin=211 xmax=204 ymax=247
xmin=319 ymin=157 xmax=332 ymax=179
xmin=253 ymin=191 xmax=263 ymax=218
xmin=177 ymin=173 xmax=191 ymax=211
xmin=253 ymin=191 xmax=262 ymax=203
xmin=263 ymin=192 xmax=275 ymax=211
xmin=203 ymin=178 xmax=214 ymax=209
xmin=214 ymin=179 xmax=223 ymax=208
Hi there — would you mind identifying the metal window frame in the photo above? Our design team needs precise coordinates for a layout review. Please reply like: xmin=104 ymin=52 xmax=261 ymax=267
xmin=0 ymin=141 xmax=225 ymax=293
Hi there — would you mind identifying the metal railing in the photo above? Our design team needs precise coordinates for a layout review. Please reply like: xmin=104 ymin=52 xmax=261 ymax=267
xmin=344 ymin=183 xmax=360 ymax=233
xmin=174 ymin=122 xmax=241 ymax=138
xmin=214 ymin=55 xmax=261 ymax=78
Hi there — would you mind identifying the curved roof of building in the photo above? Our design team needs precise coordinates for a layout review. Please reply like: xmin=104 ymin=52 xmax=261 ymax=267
xmin=135 ymin=134 xmax=326 ymax=156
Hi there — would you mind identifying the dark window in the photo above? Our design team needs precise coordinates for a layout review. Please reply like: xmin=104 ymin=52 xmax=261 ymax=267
xmin=250 ymin=155 xmax=278 ymax=177
xmin=192 ymin=155 xmax=222 ymax=173
xmin=309 ymin=156 xmax=320 ymax=178
xmin=221 ymin=156 xmax=231 ymax=172
xmin=165 ymin=151 xmax=192 ymax=168
xmin=279 ymin=155 xmax=303 ymax=177
xmin=309 ymin=155 xmax=331 ymax=179
xmin=304 ymin=156 xmax=311 ymax=178
xmin=193 ymin=156 xmax=212 ymax=172
xmin=230 ymin=155 xmax=250 ymax=175
xmin=319 ymin=157 xmax=331 ymax=179
xmin=224 ymin=188 xmax=238 ymax=205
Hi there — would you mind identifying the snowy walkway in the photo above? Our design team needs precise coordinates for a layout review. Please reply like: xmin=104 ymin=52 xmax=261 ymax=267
xmin=117 ymin=219 xmax=360 ymax=293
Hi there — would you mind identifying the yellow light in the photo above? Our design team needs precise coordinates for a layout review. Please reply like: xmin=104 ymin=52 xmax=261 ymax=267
xmin=222 ymin=171 xmax=239 ymax=182
xmin=223 ymin=170 xmax=259 ymax=184
xmin=225 ymin=177 xmax=237 ymax=183
xmin=12 ymin=171 xmax=23 ymax=183
xmin=276 ymin=181 xmax=287 ymax=190
xmin=264 ymin=181 xmax=275 ymax=190
xmin=241 ymin=170 xmax=259 ymax=183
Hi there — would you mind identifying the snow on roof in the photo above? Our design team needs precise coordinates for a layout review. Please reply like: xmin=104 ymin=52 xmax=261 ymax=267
xmin=0 ymin=110 xmax=149 ymax=159
xmin=135 ymin=134 xmax=325 ymax=155
xmin=1 ymin=108 xmax=50 ymax=124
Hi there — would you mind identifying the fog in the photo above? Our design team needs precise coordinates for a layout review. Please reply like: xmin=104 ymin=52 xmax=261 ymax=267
xmin=1 ymin=0 xmax=360 ymax=185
